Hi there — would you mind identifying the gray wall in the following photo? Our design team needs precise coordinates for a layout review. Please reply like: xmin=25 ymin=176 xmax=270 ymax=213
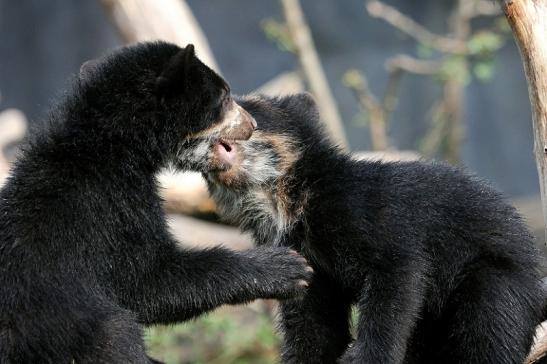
xmin=0 ymin=0 xmax=538 ymax=197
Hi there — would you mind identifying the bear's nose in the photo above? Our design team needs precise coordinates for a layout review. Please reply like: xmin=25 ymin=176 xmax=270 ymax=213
xmin=239 ymin=106 xmax=257 ymax=131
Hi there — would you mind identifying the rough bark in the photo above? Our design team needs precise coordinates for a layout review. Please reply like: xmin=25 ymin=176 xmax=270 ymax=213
xmin=496 ymin=1 xmax=547 ymax=363
xmin=500 ymin=0 xmax=547 ymax=240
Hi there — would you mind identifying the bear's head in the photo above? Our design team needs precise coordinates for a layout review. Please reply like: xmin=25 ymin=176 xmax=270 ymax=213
xmin=69 ymin=41 xmax=255 ymax=171
xmin=204 ymin=93 xmax=325 ymax=190
xmin=203 ymin=93 xmax=328 ymax=242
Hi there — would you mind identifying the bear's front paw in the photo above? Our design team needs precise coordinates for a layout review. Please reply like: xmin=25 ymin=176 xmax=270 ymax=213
xmin=244 ymin=246 xmax=313 ymax=300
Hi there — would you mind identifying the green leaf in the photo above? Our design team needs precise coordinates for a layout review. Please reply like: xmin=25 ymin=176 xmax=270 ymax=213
xmin=342 ymin=69 xmax=364 ymax=89
xmin=495 ymin=17 xmax=511 ymax=34
xmin=260 ymin=18 xmax=295 ymax=52
xmin=438 ymin=56 xmax=470 ymax=85
xmin=417 ymin=43 xmax=434 ymax=59
xmin=467 ymin=31 xmax=503 ymax=56
xmin=473 ymin=59 xmax=496 ymax=82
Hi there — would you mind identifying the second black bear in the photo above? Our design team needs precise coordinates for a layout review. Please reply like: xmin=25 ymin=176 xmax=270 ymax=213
xmin=0 ymin=44 xmax=312 ymax=363
xmin=204 ymin=93 xmax=544 ymax=364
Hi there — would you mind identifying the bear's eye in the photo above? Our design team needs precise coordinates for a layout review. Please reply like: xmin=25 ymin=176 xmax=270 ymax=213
xmin=222 ymin=95 xmax=231 ymax=108
xmin=213 ymin=88 xmax=228 ymax=108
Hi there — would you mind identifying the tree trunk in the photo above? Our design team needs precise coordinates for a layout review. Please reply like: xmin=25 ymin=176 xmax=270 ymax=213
xmin=500 ymin=0 xmax=547 ymax=240
xmin=498 ymin=1 xmax=547 ymax=363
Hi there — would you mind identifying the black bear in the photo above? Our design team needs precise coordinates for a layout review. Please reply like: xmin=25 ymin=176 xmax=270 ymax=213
xmin=203 ymin=93 xmax=545 ymax=364
xmin=0 ymin=43 xmax=313 ymax=363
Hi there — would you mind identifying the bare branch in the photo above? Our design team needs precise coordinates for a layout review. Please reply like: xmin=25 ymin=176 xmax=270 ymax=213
xmin=471 ymin=0 xmax=502 ymax=18
xmin=381 ymin=55 xmax=442 ymax=118
xmin=281 ymin=0 xmax=349 ymax=150
xmin=344 ymin=70 xmax=389 ymax=151
xmin=381 ymin=67 xmax=403 ymax=118
xmin=385 ymin=55 xmax=442 ymax=75
xmin=344 ymin=55 xmax=442 ymax=149
xmin=366 ymin=0 xmax=467 ymax=54
xmin=420 ymin=100 xmax=450 ymax=157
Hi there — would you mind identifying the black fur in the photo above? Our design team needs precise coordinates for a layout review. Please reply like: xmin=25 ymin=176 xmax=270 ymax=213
xmin=0 ymin=43 xmax=312 ymax=363
xmin=206 ymin=93 xmax=545 ymax=364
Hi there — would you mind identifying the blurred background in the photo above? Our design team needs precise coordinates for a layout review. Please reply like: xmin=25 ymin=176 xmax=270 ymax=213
xmin=0 ymin=0 xmax=544 ymax=363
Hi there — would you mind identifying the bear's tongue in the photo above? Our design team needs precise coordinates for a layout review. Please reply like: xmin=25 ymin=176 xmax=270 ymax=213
xmin=215 ymin=140 xmax=237 ymax=165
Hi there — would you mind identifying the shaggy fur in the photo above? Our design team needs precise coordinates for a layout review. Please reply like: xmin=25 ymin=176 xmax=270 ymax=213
xmin=0 ymin=43 xmax=312 ymax=364
xmin=205 ymin=93 xmax=545 ymax=364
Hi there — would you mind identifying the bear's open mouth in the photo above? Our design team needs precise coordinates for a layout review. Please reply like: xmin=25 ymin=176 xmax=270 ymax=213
xmin=214 ymin=139 xmax=237 ymax=166
xmin=219 ymin=140 xmax=232 ymax=153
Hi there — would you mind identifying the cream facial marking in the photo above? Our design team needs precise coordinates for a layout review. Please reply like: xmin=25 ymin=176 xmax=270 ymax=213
xmin=189 ymin=101 xmax=256 ymax=142
xmin=207 ymin=131 xmax=304 ymax=245
xmin=175 ymin=100 xmax=257 ymax=172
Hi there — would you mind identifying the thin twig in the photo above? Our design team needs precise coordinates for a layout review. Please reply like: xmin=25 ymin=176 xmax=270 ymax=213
xmin=344 ymin=70 xmax=389 ymax=151
xmin=464 ymin=0 xmax=502 ymax=19
xmin=385 ymin=55 xmax=442 ymax=75
xmin=366 ymin=0 xmax=467 ymax=54
xmin=420 ymin=100 xmax=449 ymax=157
xmin=381 ymin=67 xmax=403 ymax=119
xmin=381 ymin=55 xmax=442 ymax=120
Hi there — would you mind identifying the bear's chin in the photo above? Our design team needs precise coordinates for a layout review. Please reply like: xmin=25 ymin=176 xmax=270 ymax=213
xmin=207 ymin=163 xmax=247 ymax=189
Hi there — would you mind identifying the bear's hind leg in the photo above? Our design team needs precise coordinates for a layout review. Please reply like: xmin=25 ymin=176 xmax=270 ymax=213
xmin=430 ymin=267 xmax=542 ymax=364
xmin=78 ymin=307 xmax=155 ymax=364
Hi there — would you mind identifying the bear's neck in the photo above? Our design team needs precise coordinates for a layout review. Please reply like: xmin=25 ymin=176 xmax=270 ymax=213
xmin=28 ymin=106 xmax=172 ymax=179
xmin=210 ymin=143 xmax=350 ymax=246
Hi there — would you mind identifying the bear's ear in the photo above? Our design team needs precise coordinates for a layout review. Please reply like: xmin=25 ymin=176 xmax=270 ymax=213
xmin=155 ymin=44 xmax=195 ymax=98
xmin=286 ymin=92 xmax=320 ymax=123
xmin=79 ymin=59 xmax=100 ymax=85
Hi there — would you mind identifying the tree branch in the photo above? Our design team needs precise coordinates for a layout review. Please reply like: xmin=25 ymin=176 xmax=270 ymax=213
xmin=281 ymin=0 xmax=349 ymax=150
xmin=382 ymin=55 xmax=442 ymax=116
xmin=366 ymin=0 xmax=467 ymax=54
xmin=100 ymin=0 xmax=221 ymax=73
xmin=470 ymin=0 xmax=502 ymax=18
xmin=344 ymin=69 xmax=389 ymax=151
xmin=385 ymin=54 xmax=442 ymax=75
